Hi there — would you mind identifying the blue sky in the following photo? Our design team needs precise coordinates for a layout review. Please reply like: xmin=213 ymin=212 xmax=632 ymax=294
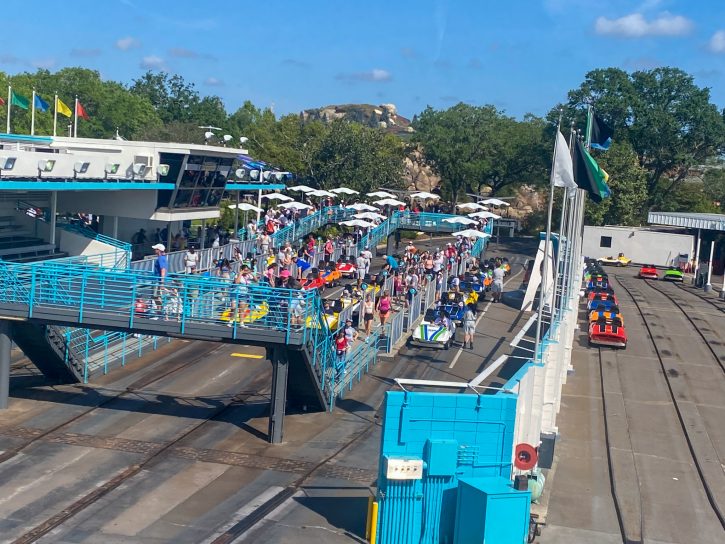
xmin=1 ymin=0 xmax=723 ymax=120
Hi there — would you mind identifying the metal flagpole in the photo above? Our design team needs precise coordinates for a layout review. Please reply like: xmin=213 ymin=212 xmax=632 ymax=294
xmin=552 ymin=189 xmax=568 ymax=318
xmin=53 ymin=93 xmax=58 ymax=137
xmin=30 ymin=89 xmax=36 ymax=136
xmin=73 ymin=97 xmax=78 ymax=138
xmin=534 ymin=111 xmax=563 ymax=361
xmin=6 ymin=86 xmax=11 ymax=134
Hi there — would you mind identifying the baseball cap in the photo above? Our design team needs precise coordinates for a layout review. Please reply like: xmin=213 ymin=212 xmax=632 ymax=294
xmin=152 ymin=243 xmax=165 ymax=251
xmin=280 ymin=269 xmax=291 ymax=278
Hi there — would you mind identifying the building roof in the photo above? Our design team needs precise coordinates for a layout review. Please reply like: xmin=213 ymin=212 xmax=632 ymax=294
xmin=648 ymin=211 xmax=725 ymax=231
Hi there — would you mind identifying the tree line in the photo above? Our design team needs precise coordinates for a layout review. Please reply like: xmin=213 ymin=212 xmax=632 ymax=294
xmin=1 ymin=66 xmax=723 ymax=225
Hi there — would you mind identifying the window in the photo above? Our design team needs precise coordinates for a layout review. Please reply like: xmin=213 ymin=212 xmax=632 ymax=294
xmin=600 ymin=236 xmax=612 ymax=248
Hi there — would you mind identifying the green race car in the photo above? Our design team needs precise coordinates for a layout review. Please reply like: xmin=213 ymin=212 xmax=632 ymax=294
xmin=662 ymin=267 xmax=684 ymax=282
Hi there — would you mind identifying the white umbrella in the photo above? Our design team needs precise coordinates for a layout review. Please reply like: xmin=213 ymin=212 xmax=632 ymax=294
xmin=262 ymin=193 xmax=294 ymax=201
xmin=442 ymin=216 xmax=479 ymax=225
xmin=228 ymin=203 xmax=263 ymax=212
xmin=468 ymin=211 xmax=501 ymax=220
xmin=456 ymin=202 xmax=486 ymax=211
xmin=482 ymin=198 xmax=510 ymax=207
xmin=410 ymin=191 xmax=440 ymax=200
xmin=354 ymin=211 xmax=387 ymax=221
xmin=288 ymin=185 xmax=315 ymax=193
xmin=373 ymin=198 xmax=406 ymax=207
xmin=331 ymin=187 xmax=359 ymax=195
xmin=367 ymin=191 xmax=395 ymax=199
xmin=340 ymin=219 xmax=376 ymax=228
xmin=452 ymin=229 xmax=491 ymax=239
xmin=277 ymin=201 xmax=313 ymax=210
xmin=308 ymin=189 xmax=337 ymax=198
xmin=345 ymin=203 xmax=378 ymax=212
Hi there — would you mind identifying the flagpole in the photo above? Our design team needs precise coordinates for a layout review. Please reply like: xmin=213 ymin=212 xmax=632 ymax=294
xmin=534 ymin=111 xmax=563 ymax=361
xmin=6 ymin=86 xmax=10 ymax=134
xmin=31 ymin=89 xmax=36 ymax=136
xmin=552 ymin=186 xmax=568 ymax=319
xmin=53 ymin=93 xmax=58 ymax=137
xmin=73 ymin=97 xmax=78 ymax=138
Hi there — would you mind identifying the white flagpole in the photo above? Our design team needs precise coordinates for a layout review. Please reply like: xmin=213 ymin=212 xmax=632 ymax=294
xmin=53 ymin=93 xmax=58 ymax=137
xmin=30 ymin=89 xmax=36 ymax=136
xmin=6 ymin=85 xmax=11 ymax=134
xmin=73 ymin=97 xmax=78 ymax=138
xmin=534 ymin=111 xmax=563 ymax=361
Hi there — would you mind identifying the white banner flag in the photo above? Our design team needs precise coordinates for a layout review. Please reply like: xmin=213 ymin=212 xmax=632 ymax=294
xmin=553 ymin=130 xmax=576 ymax=188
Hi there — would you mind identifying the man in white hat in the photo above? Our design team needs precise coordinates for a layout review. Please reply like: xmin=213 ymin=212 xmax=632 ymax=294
xmin=152 ymin=243 xmax=167 ymax=302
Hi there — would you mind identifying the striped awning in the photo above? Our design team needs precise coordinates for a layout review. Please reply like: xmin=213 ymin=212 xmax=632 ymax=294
xmin=647 ymin=211 xmax=725 ymax=232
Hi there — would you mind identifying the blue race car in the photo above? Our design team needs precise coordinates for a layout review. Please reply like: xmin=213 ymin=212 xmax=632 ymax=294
xmin=438 ymin=291 xmax=466 ymax=323
xmin=586 ymin=295 xmax=618 ymax=312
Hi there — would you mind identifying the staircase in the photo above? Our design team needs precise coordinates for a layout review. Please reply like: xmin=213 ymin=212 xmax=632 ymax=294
xmin=11 ymin=322 xmax=84 ymax=382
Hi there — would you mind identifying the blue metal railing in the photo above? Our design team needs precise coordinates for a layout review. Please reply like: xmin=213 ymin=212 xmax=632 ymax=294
xmin=57 ymin=223 xmax=132 ymax=252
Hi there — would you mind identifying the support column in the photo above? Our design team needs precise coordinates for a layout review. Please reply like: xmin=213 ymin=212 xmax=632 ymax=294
xmin=268 ymin=347 xmax=289 ymax=444
xmin=693 ymin=229 xmax=701 ymax=284
xmin=234 ymin=191 xmax=240 ymax=238
xmin=704 ymin=240 xmax=714 ymax=293
xmin=49 ymin=191 xmax=58 ymax=247
xmin=0 ymin=320 xmax=11 ymax=409
xmin=111 ymin=216 xmax=119 ymax=239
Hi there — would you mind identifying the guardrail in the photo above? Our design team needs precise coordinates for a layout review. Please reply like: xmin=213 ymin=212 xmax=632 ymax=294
xmin=57 ymin=223 xmax=132 ymax=253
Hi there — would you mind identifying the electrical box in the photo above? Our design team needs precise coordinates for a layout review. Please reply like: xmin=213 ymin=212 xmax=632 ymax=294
xmin=424 ymin=439 xmax=458 ymax=477
xmin=384 ymin=456 xmax=424 ymax=480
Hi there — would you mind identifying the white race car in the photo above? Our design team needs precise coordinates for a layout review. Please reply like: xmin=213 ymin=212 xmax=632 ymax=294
xmin=409 ymin=310 xmax=456 ymax=350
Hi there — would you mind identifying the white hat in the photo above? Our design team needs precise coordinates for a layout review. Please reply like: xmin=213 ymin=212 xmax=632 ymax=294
xmin=152 ymin=243 xmax=166 ymax=252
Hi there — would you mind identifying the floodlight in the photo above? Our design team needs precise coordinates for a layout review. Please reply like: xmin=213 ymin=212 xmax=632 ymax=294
xmin=204 ymin=131 xmax=215 ymax=141
xmin=105 ymin=163 xmax=120 ymax=175
xmin=0 ymin=157 xmax=16 ymax=170
xmin=157 ymin=164 xmax=170 ymax=176
xmin=223 ymin=134 xmax=232 ymax=142
xmin=38 ymin=159 xmax=56 ymax=172
xmin=262 ymin=171 xmax=272 ymax=181
xmin=132 ymin=163 xmax=150 ymax=177
xmin=248 ymin=169 xmax=260 ymax=180
xmin=74 ymin=161 xmax=90 ymax=174
xmin=239 ymin=136 xmax=249 ymax=144
xmin=235 ymin=168 xmax=246 ymax=178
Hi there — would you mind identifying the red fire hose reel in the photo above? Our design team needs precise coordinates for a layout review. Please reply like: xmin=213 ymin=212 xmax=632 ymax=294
xmin=514 ymin=443 xmax=538 ymax=470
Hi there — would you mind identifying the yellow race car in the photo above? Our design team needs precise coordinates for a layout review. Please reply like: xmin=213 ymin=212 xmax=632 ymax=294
xmin=221 ymin=301 xmax=269 ymax=324
xmin=598 ymin=253 xmax=631 ymax=267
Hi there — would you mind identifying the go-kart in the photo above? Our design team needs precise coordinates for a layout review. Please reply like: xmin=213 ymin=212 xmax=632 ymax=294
xmin=322 ymin=265 xmax=342 ymax=287
xmin=588 ymin=289 xmax=618 ymax=305
xmin=662 ymin=267 xmax=684 ymax=282
xmin=221 ymin=301 xmax=269 ymax=324
xmin=459 ymin=280 xmax=486 ymax=302
xmin=438 ymin=291 xmax=467 ymax=323
xmin=587 ymin=286 xmax=615 ymax=301
xmin=337 ymin=260 xmax=357 ymax=278
xmin=598 ymin=254 xmax=631 ymax=267
xmin=588 ymin=305 xmax=623 ymax=326
xmin=587 ymin=294 xmax=618 ymax=312
xmin=589 ymin=317 xmax=627 ymax=348
xmin=586 ymin=276 xmax=610 ymax=292
xmin=409 ymin=309 xmax=456 ymax=350
xmin=301 ymin=271 xmax=325 ymax=290
xmin=638 ymin=265 xmax=658 ymax=280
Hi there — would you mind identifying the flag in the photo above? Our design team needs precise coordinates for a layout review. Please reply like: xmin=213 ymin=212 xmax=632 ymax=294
xmin=552 ymin=130 xmax=576 ymax=189
xmin=0 ymin=97 xmax=4 ymax=106
xmin=11 ymin=90 xmax=30 ymax=110
xmin=573 ymin=139 xmax=611 ymax=203
xmin=56 ymin=97 xmax=72 ymax=117
xmin=76 ymin=100 xmax=90 ymax=120
xmin=590 ymin=113 xmax=613 ymax=151
xmin=34 ymin=94 xmax=50 ymax=113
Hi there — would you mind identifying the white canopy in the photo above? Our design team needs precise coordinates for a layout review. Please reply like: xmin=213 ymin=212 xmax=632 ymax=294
xmin=261 ymin=193 xmax=294 ymax=201
xmin=373 ymin=198 xmax=406 ymax=207
xmin=330 ymin=187 xmax=360 ymax=195
xmin=456 ymin=202 xmax=486 ymax=211
xmin=482 ymin=198 xmax=510 ymax=207
xmin=228 ymin=203 xmax=263 ymax=212
xmin=453 ymin=229 xmax=491 ymax=239
xmin=468 ymin=211 xmax=501 ymax=220
xmin=308 ymin=189 xmax=337 ymax=198
xmin=442 ymin=216 xmax=479 ymax=225
xmin=345 ymin=203 xmax=378 ymax=212
xmin=354 ymin=211 xmax=387 ymax=220
xmin=340 ymin=219 xmax=376 ymax=228
xmin=277 ymin=201 xmax=313 ymax=210
xmin=410 ymin=191 xmax=440 ymax=200
xmin=367 ymin=191 xmax=395 ymax=199
xmin=288 ymin=185 xmax=315 ymax=193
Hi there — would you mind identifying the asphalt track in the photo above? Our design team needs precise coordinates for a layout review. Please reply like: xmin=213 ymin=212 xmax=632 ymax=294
xmin=0 ymin=236 xmax=537 ymax=543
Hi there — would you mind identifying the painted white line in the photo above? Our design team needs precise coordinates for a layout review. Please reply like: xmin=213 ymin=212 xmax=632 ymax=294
xmin=449 ymin=266 xmax=524 ymax=369
xmin=202 ymin=486 xmax=285 ymax=543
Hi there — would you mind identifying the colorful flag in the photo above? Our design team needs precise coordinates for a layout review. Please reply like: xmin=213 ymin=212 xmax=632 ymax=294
xmin=590 ymin=114 xmax=613 ymax=151
xmin=552 ymin=130 xmax=576 ymax=189
xmin=0 ymin=96 xmax=4 ymax=106
xmin=56 ymin=97 xmax=72 ymax=117
xmin=76 ymin=100 xmax=90 ymax=120
xmin=573 ymin=139 xmax=610 ymax=203
xmin=34 ymin=94 xmax=50 ymax=113
xmin=11 ymin=90 xmax=30 ymax=110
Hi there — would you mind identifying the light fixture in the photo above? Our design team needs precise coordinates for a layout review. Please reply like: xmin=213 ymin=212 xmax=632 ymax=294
xmin=38 ymin=159 xmax=56 ymax=173
xmin=74 ymin=161 xmax=90 ymax=175
xmin=239 ymin=136 xmax=249 ymax=144
xmin=204 ymin=131 xmax=215 ymax=141
xmin=0 ymin=157 xmax=16 ymax=170
xmin=132 ymin=163 xmax=150 ymax=178
xmin=248 ymin=169 xmax=260 ymax=180
xmin=235 ymin=168 xmax=246 ymax=178
xmin=262 ymin=171 xmax=272 ymax=181
xmin=105 ymin=163 xmax=120 ymax=175
xmin=223 ymin=134 xmax=232 ymax=143
xmin=157 ymin=164 xmax=170 ymax=176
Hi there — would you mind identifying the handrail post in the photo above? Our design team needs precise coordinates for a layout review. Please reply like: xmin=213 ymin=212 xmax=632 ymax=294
xmin=28 ymin=268 xmax=36 ymax=318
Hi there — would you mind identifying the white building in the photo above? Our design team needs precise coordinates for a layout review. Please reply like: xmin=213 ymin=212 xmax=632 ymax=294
xmin=582 ymin=225 xmax=693 ymax=267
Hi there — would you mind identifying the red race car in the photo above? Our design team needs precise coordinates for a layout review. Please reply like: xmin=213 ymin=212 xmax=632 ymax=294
xmin=337 ymin=259 xmax=357 ymax=278
xmin=301 ymin=269 xmax=325 ymax=290
xmin=587 ymin=286 xmax=616 ymax=302
xmin=638 ymin=264 xmax=658 ymax=280
xmin=589 ymin=317 xmax=627 ymax=348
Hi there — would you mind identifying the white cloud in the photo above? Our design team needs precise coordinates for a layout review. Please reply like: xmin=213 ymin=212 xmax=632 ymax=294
xmin=140 ymin=55 xmax=165 ymax=70
xmin=336 ymin=68 xmax=392 ymax=82
xmin=31 ymin=58 xmax=56 ymax=69
xmin=204 ymin=77 xmax=224 ymax=86
xmin=708 ymin=30 xmax=725 ymax=53
xmin=595 ymin=12 xmax=693 ymax=37
xmin=116 ymin=36 xmax=140 ymax=50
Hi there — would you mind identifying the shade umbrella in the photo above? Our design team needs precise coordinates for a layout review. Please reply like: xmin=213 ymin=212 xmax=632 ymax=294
xmin=373 ymin=198 xmax=406 ymax=207
xmin=345 ymin=203 xmax=378 ymax=212
xmin=308 ymin=189 xmax=337 ymax=198
xmin=288 ymin=185 xmax=315 ymax=193
xmin=367 ymin=190 xmax=395 ymax=199
xmin=340 ymin=219 xmax=376 ymax=228
xmin=277 ymin=201 xmax=313 ymax=210
xmin=442 ymin=216 xmax=479 ymax=225
xmin=228 ymin=203 xmax=263 ymax=212
xmin=481 ymin=198 xmax=510 ymax=207
xmin=468 ymin=211 xmax=501 ymax=220
xmin=354 ymin=211 xmax=387 ymax=221
xmin=456 ymin=202 xmax=486 ymax=211
xmin=452 ymin=229 xmax=491 ymax=239
xmin=261 ymin=193 xmax=294 ymax=201
xmin=410 ymin=191 xmax=440 ymax=200
xmin=331 ymin=187 xmax=360 ymax=195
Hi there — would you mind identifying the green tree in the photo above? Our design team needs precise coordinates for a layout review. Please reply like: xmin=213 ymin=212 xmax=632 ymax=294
xmin=702 ymin=167 xmax=725 ymax=211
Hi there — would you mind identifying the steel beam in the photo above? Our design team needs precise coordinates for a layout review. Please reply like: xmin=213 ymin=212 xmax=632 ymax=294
xmin=268 ymin=346 xmax=289 ymax=444
xmin=0 ymin=321 xmax=11 ymax=409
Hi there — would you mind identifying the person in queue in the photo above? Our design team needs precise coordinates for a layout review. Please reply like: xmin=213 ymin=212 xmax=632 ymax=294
xmin=377 ymin=291 xmax=392 ymax=330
